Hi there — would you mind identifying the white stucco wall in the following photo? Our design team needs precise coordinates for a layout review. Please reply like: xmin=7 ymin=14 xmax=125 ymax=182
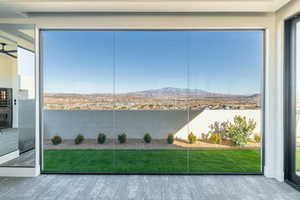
xmin=174 ymin=109 xmax=261 ymax=140
xmin=0 ymin=11 xmax=282 ymax=178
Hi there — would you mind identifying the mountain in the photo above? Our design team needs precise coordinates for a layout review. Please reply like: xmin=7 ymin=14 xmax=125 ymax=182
xmin=132 ymin=87 xmax=209 ymax=95
xmin=129 ymin=87 xmax=260 ymax=98
xmin=247 ymin=93 xmax=260 ymax=98
xmin=45 ymin=87 xmax=260 ymax=98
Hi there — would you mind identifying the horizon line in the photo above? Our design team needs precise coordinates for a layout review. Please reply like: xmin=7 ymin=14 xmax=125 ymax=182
xmin=44 ymin=88 xmax=260 ymax=96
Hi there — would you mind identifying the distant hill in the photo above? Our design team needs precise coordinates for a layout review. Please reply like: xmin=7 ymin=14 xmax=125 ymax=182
xmin=247 ymin=93 xmax=260 ymax=98
xmin=132 ymin=87 xmax=209 ymax=95
xmin=45 ymin=87 xmax=260 ymax=98
xmin=130 ymin=87 xmax=257 ymax=98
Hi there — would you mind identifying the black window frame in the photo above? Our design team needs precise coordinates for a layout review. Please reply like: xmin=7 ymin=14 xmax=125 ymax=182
xmin=284 ymin=13 xmax=300 ymax=190
xmin=39 ymin=29 xmax=266 ymax=175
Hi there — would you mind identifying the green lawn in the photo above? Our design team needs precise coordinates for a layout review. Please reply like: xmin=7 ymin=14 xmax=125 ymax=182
xmin=297 ymin=149 xmax=300 ymax=171
xmin=44 ymin=149 xmax=261 ymax=173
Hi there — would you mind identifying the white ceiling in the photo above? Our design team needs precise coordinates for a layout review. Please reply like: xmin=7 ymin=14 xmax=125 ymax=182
xmin=0 ymin=24 xmax=35 ymax=51
xmin=0 ymin=0 xmax=293 ymax=17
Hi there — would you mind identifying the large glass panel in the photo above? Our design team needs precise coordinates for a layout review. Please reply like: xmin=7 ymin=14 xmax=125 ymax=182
xmin=42 ymin=31 xmax=114 ymax=172
xmin=187 ymin=31 xmax=263 ymax=173
xmin=0 ymin=24 xmax=36 ymax=167
xmin=114 ymin=31 xmax=188 ymax=172
xmin=42 ymin=30 xmax=263 ymax=173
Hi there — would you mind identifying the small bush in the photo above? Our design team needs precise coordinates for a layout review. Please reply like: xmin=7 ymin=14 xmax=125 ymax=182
xmin=167 ymin=134 xmax=174 ymax=144
xmin=75 ymin=134 xmax=84 ymax=145
xmin=51 ymin=136 xmax=62 ymax=145
xmin=208 ymin=121 xmax=229 ymax=140
xmin=97 ymin=133 xmax=106 ymax=144
xmin=227 ymin=115 xmax=256 ymax=146
xmin=254 ymin=134 xmax=261 ymax=143
xmin=144 ymin=133 xmax=152 ymax=143
xmin=210 ymin=133 xmax=222 ymax=144
xmin=118 ymin=133 xmax=127 ymax=144
xmin=201 ymin=133 xmax=210 ymax=142
xmin=188 ymin=132 xmax=197 ymax=144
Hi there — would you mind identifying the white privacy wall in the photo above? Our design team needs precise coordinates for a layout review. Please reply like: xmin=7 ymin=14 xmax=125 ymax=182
xmin=44 ymin=109 xmax=261 ymax=140
xmin=0 ymin=12 xmax=284 ymax=179
xmin=174 ymin=110 xmax=261 ymax=140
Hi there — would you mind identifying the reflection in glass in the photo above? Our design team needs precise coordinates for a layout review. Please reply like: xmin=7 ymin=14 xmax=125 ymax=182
xmin=18 ymin=47 xmax=35 ymax=153
xmin=0 ymin=24 xmax=35 ymax=167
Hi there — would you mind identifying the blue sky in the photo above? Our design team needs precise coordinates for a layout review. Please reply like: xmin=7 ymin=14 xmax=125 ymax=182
xmin=42 ymin=30 xmax=263 ymax=95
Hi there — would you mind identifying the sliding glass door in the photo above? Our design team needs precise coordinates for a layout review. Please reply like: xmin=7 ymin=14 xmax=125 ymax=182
xmin=41 ymin=30 xmax=264 ymax=174
xmin=285 ymin=17 xmax=300 ymax=186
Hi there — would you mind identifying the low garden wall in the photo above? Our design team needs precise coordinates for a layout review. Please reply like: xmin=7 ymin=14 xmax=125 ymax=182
xmin=44 ymin=109 xmax=261 ymax=140
xmin=174 ymin=109 xmax=261 ymax=140
xmin=44 ymin=110 xmax=201 ymax=139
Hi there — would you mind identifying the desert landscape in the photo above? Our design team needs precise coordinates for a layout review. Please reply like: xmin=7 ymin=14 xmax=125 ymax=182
xmin=44 ymin=87 xmax=261 ymax=110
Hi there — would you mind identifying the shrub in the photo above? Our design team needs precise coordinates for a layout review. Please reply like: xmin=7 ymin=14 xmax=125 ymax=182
xmin=208 ymin=121 xmax=229 ymax=140
xmin=226 ymin=115 xmax=256 ymax=146
xmin=75 ymin=134 xmax=84 ymax=145
xmin=167 ymin=134 xmax=174 ymax=144
xmin=51 ymin=136 xmax=62 ymax=145
xmin=254 ymin=133 xmax=261 ymax=143
xmin=201 ymin=133 xmax=210 ymax=142
xmin=188 ymin=132 xmax=197 ymax=144
xmin=97 ymin=133 xmax=106 ymax=144
xmin=210 ymin=133 xmax=222 ymax=144
xmin=144 ymin=133 xmax=152 ymax=143
xmin=118 ymin=133 xmax=127 ymax=144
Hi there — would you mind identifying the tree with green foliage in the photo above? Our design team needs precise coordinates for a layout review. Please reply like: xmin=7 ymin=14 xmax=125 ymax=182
xmin=226 ymin=115 xmax=256 ymax=146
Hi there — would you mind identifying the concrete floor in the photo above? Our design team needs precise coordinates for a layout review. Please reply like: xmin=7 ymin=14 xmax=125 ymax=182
xmin=0 ymin=150 xmax=35 ymax=167
xmin=0 ymin=175 xmax=299 ymax=200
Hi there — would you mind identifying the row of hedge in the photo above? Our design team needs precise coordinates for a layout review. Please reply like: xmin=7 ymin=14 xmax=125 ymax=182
xmin=51 ymin=133 xmax=175 ymax=145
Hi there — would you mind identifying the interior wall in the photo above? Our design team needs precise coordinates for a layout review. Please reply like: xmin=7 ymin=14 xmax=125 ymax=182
xmin=0 ymin=54 xmax=13 ymax=87
xmin=0 ymin=12 xmax=280 ymax=178
xmin=0 ymin=54 xmax=18 ymax=128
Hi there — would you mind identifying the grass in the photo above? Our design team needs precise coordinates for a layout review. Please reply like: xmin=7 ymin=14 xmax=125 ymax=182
xmin=297 ymin=149 xmax=300 ymax=172
xmin=44 ymin=149 xmax=261 ymax=173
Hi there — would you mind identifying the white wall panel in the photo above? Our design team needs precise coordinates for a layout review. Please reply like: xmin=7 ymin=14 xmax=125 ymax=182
xmin=0 ymin=12 xmax=279 ymax=178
